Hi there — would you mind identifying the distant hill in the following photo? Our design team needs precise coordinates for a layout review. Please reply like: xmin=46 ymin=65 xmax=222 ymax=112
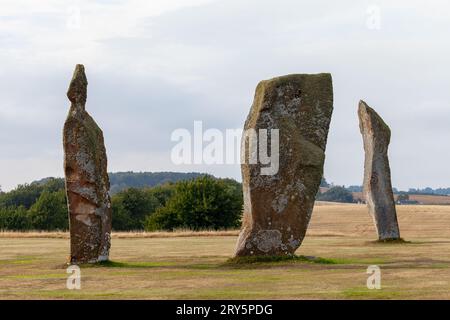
xmin=108 ymin=172 xmax=205 ymax=194
xmin=32 ymin=171 xmax=206 ymax=195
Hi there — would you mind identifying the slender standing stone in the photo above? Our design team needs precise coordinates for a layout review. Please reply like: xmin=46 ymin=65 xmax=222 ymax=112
xmin=234 ymin=74 xmax=334 ymax=257
xmin=358 ymin=100 xmax=401 ymax=240
xmin=63 ymin=64 xmax=112 ymax=264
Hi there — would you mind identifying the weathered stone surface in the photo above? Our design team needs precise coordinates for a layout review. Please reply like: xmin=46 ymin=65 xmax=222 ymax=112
xmin=358 ymin=100 xmax=400 ymax=240
xmin=63 ymin=64 xmax=112 ymax=264
xmin=234 ymin=74 xmax=333 ymax=257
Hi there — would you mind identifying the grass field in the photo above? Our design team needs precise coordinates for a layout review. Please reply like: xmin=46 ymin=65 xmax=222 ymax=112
xmin=1 ymin=203 xmax=450 ymax=299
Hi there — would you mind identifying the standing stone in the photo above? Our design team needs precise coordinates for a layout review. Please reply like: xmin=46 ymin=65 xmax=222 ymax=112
xmin=358 ymin=100 xmax=401 ymax=240
xmin=234 ymin=74 xmax=333 ymax=257
xmin=63 ymin=64 xmax=112 ymax=264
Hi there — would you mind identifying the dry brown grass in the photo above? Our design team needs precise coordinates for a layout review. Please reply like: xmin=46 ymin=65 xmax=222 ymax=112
xmin=408 ymin=194 xmax=450 ymax=205
xmin=1 ymin=204 xmax=450 ymax=299
xmin=352 ymin=192 xmax=450 ymax=205
xmin=0 ymin=231 xmax=69 ymax=239
xmin=113 ymin=230 xmax=240 ymax=239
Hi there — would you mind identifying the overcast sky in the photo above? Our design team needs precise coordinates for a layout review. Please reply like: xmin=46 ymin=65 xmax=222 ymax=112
xmin=1 ymin=0 xmax=449 ymax=191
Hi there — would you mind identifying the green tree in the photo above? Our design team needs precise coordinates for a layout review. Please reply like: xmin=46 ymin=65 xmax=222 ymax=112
xmin=145 ymin=176 xmax=243 ymax=231
xmin=40 ymin=178 xmax=65 ymax=193
xmin=29 ymin=190 xmax=68 ymax=230
xmin=145 ymin=205 xmax=181 ymax=232
xmin=147 ymin=184 xmax=175 ymax=207
xmin=111 ymin=188 xmax=160 ymax=230
xmin=0 ymin=178 xmax=65 ymax=210
xmin=0 ymin=206 xmax=31 ymax=230
xmin=0 ymin=183 xmax=43 ymax=209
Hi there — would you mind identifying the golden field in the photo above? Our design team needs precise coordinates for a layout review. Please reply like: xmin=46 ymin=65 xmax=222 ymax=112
xmin=1 ymin=203 xmax=450 ymax=299
xmin=351 ymin=192 xmax=450 ymax=205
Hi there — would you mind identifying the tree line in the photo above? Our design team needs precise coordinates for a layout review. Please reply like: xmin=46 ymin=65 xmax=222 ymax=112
xmin=0 ymin=175 xmax=243 ymax=231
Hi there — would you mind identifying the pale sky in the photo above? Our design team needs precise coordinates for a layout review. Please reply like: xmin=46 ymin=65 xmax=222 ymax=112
xmin=1 ymin=0 xmax=450 ymax=191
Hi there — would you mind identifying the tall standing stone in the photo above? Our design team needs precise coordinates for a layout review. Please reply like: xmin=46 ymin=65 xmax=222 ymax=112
xmin=63 ymin=64 xmax=112 ymax=264
xmin=234 ymin=74 xmax=333 ymax=257
xmin=358 ymin=100 xmax=401 ymax=240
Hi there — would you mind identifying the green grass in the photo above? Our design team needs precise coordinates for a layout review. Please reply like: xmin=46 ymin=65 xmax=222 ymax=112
xmin=342 ymin=287 xmax=404 ymax=299
xmin=1 ymin=235 xmax=450 ymax=299
xmin=2 ymin=204 xmax=450 ymax=299
xmin=0 ymin=257 xmax=39 ymax=265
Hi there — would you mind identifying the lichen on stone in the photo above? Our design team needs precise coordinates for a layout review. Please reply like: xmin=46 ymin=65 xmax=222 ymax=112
xmin=63 ymin=64 xmax=112 ymax=264
xmin=235 ymin=73 xmax=333 ymax=257
xmin=358 ymin=100 xmax=401 ymax=241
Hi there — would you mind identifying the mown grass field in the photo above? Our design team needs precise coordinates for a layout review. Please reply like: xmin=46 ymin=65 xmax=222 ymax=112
xmin=1 ymin=204 xmax=450 ymax=299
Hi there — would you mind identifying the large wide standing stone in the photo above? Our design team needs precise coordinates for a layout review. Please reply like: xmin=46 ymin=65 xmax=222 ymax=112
xmin=234 ymin=74 xmax=333 ymax=257
xmin=358 ymin=100 xmax=401 ymax=240
xmin=63 ymin=64 xmax=112 ymax=264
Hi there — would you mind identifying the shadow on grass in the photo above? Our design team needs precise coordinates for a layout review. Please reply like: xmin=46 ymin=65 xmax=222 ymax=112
xmin=80 ymin=260 xmax=177 ymax=269
xmin=58 ymin=259 xmax=219 ymax=271
xmin=67 ymin=254 xmax=355 ymax=270
xmin=368 ymin=238 xmax=412 ymax=245
xmin=65 ymin=255 xmax=343 ymax=270
xmin=222 ymin=255 xmax=345 ymax=268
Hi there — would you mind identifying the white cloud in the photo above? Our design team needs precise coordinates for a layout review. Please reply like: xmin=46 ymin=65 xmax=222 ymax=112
xmin=1 ymin=0 xmax=450 ymax=191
